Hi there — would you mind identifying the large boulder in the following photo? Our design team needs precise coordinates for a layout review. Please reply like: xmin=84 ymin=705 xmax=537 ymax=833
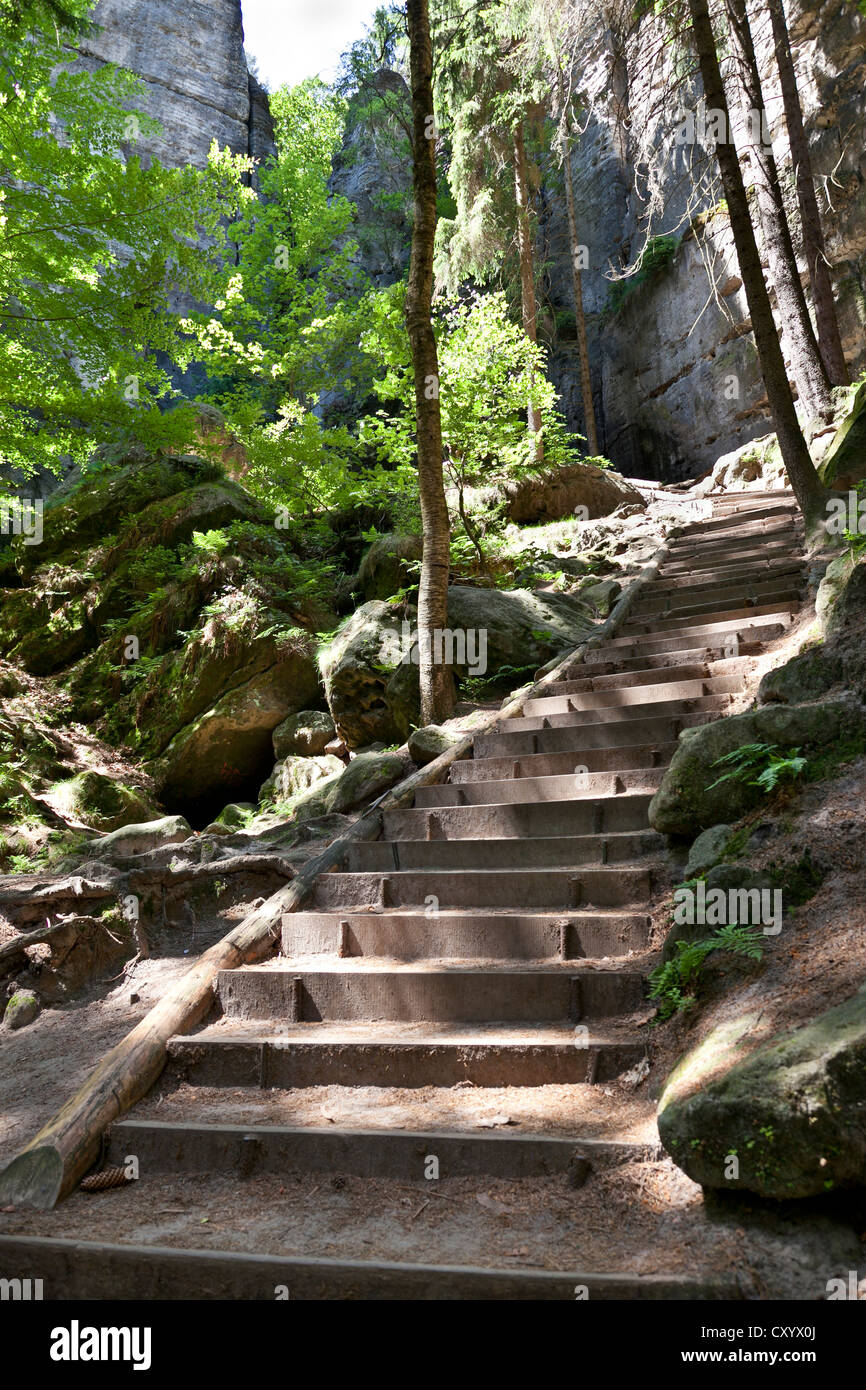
xmin=321 ymin=590 xmax=598 ymax=747
xmin=408 ymin=725 xmax=461 ymax=765
xmin=658 ymin=985 xmax=866 ymax=1198
xmin=272 ymin=710 xmax=337 ymax=759
xmin=48 ymin=771 xmax=160 ymax=832
xmin=273 ymin=750 xmax=409 ymax=822
xmin=0 ymin=454 xmax=333 ymax=815
xmin=691 ymin=433 xmax=787 ymax=496
xmin=818 ymin=379 xmax=866 ymax=488
xmin=259 ymin=754 xmax=344 ymax=806
xmin=649 ymin=699 xmax=866 ymax=835
xmin=355 ymin=533 xmax=423 ymax=600
xmin=498 ymin=462 xmax=644 ymax=523
xmin=759 ymin=558 xmax=866 ymax=707
xmin=3 ymin=990 xmax=40 ymax=1031
xmin=318 ymin=601 xmax=419 ymax=748
xmin=81 ymin=814 xmax=192 ymax=859
xmin=147 ymin=641 xmax=322 ymax=809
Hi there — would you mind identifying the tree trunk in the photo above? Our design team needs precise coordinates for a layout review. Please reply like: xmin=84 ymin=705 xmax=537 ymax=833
xmin=724 ymin=0 xmax=832 ymax=422
xmin=513 ymin=122 xmax=544 ymax=463
xmin=686 ymin=0 xmax=827 ymax=531
xmin=406 ymin=0 xmax=454 ymax=725
xmin=766 ymin=0 xmax=849 ymax=386
xmin=562 ymin=133 xmax=599 ymax=455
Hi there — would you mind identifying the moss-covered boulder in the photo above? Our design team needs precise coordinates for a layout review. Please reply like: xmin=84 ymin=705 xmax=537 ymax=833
xmin=259 ymin=754 xmax=344 ymax=806
xmin=649 ymin=699 xmax=866 ymax=835
xmin=4 ymin=990 xmax=40 ymax=1031
xmin=145 ymin=637 xmax=322 ymax=809
xmin=658 ymin=986 xmax=866 ymax=1198
xmin=48 ymin=771 xmax=159 ymax=832
xmin=355 ymin=533 xmax=423 ymax=600
xmin=80 ymin=814 xmax=192 ymax=859
xmin=276 ymin=749 xmax=409 ymax=823
xmin=685 ymin=824 xmax=733 ymax=878
xmin=320 ymin=589 xmax=598 ymax=748
xmin=758 ymin=644 xmax=844 ymax=705
xmin=818 ymin=380 xmax=866 ymax=488
xmin=272 ymin=710 xmax=336 ymax=759
xmin=0 ymin=455 xmax=335 ymax=814
xmin=408 ymin=725 xmax=460 ymax=765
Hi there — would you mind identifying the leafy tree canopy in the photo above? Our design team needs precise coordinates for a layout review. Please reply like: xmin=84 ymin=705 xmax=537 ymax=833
xmin=0 ymin=0 xmax=255 ymax=479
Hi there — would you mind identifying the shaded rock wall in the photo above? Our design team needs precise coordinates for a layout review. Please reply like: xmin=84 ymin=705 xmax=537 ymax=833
xmin=543 ymin=0 xmax=866 ymax=481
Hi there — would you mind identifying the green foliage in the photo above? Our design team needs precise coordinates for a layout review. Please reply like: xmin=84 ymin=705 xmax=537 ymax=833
xmin=843 ymin=480 xmax=866 ymax=560
xmin=360 ymin=286 xmax=578 ymax=564
xmin=432 ymin=0 xmax=546 ymax=300
xmin=0 ymin=0 xmax=255 ymax=476
xmin=708 ymin=742 xmax=808 ymax=794
xmin=649 ymin=924 xmax=766 ymax=1020
xmin=191 ymin=529 xmax=231 ymax=556
xmin=602 ymin=234 xmax=680 ymax=320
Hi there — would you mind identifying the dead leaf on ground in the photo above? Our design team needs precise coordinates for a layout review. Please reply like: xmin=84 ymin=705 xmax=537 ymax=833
xmin=476 ymin=1192 xmax=513 ymax=1215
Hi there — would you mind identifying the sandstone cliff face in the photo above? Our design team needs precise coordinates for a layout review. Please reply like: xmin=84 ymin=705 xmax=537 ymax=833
xmin=543 ymin=0 xmax=866 ymax=480
xmin=73 ymin=1 xmax=864 ymax=484
xmin=77 ymin=0 xmax=274 ymax=171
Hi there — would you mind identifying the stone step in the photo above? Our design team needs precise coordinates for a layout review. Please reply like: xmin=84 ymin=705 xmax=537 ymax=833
xmin=415 ymin=766 xmax=664 ymax=805
xmin=217 ymin=964 xmax=645 ymax=1023
xmin=471 ymin=718 xmax=704 ymax=761
xmin=281 ymin=909 xmax=652 ymax=960
xmin=547 ymin=655 xmax=755 ymax=694
xmin=167 ymin=1020 xmax=648 ymax=1087
xmin=522 ymin=674 xmax=742 ymax=716
xmin=676 ymin=503 xmax=799 ymax=534
xmin=0 ymin=1235 xmax=729 ymax=1300
xmin=656 ymin=555 xmax=805 ymax=587
xmin=449 ymin=743 xmax=678 ymax=784
xmin=632 ymin=576 xmax=803 ymax=615
xmin=661 ymin=537 xmax=801 ymax=571
xmin=672 ymin=517 xmax=802 ymax=545
xmin=595 ymin=616 xmax=789 ymax=658
xmin=106 ymin=1118 xmax=659 ymax=1179
xmin=641 ymin=558 xmax=804 ymax=600
xmin=571 ymin=644 xmax=765 ymax=677
xmin=669 ymin=510 xmax=801 ymax=537
xmin=383 ymin=793 xmax=655 ymax=841
xmin=502 ymin=693 xmax=730 ymax=733
xmin=628 ymin=587 xmax=802 ymax=625
xmin=621 ymin=601 xmax=799 ymax=637
xmin=310 ymin=866 xmax=653 ymax=910
xmin=346 ymin=830 xmax=663 ymax=872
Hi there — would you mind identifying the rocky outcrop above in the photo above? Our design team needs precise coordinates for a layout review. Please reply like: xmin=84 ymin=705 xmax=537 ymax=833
xmin=543 ymin=1 xmax=866 ymax=480
xmin=272 ymin=711 xmax=338 ymax=760
xmin=330 ymin=74 xmax=412 ymax=288
xmin=0 ymin=455 xmax=332 ymax=822
xmin=819 ymin=380 xmax=866 ymax=488
xmin=80 ymin=1 xmax=274 ymax=173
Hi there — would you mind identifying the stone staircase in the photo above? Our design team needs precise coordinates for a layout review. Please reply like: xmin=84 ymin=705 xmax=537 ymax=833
xmin=165 ymin=493 xmax=804 ymax=1100
xmin=2 ymin=491 xmax=808 ymax=1299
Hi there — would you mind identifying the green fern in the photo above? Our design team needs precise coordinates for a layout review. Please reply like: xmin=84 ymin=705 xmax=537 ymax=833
xmin=649 ymin=925 xmax=765 ymax=1020
xmin=707 ymin=742 xmax=807 ymax=794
